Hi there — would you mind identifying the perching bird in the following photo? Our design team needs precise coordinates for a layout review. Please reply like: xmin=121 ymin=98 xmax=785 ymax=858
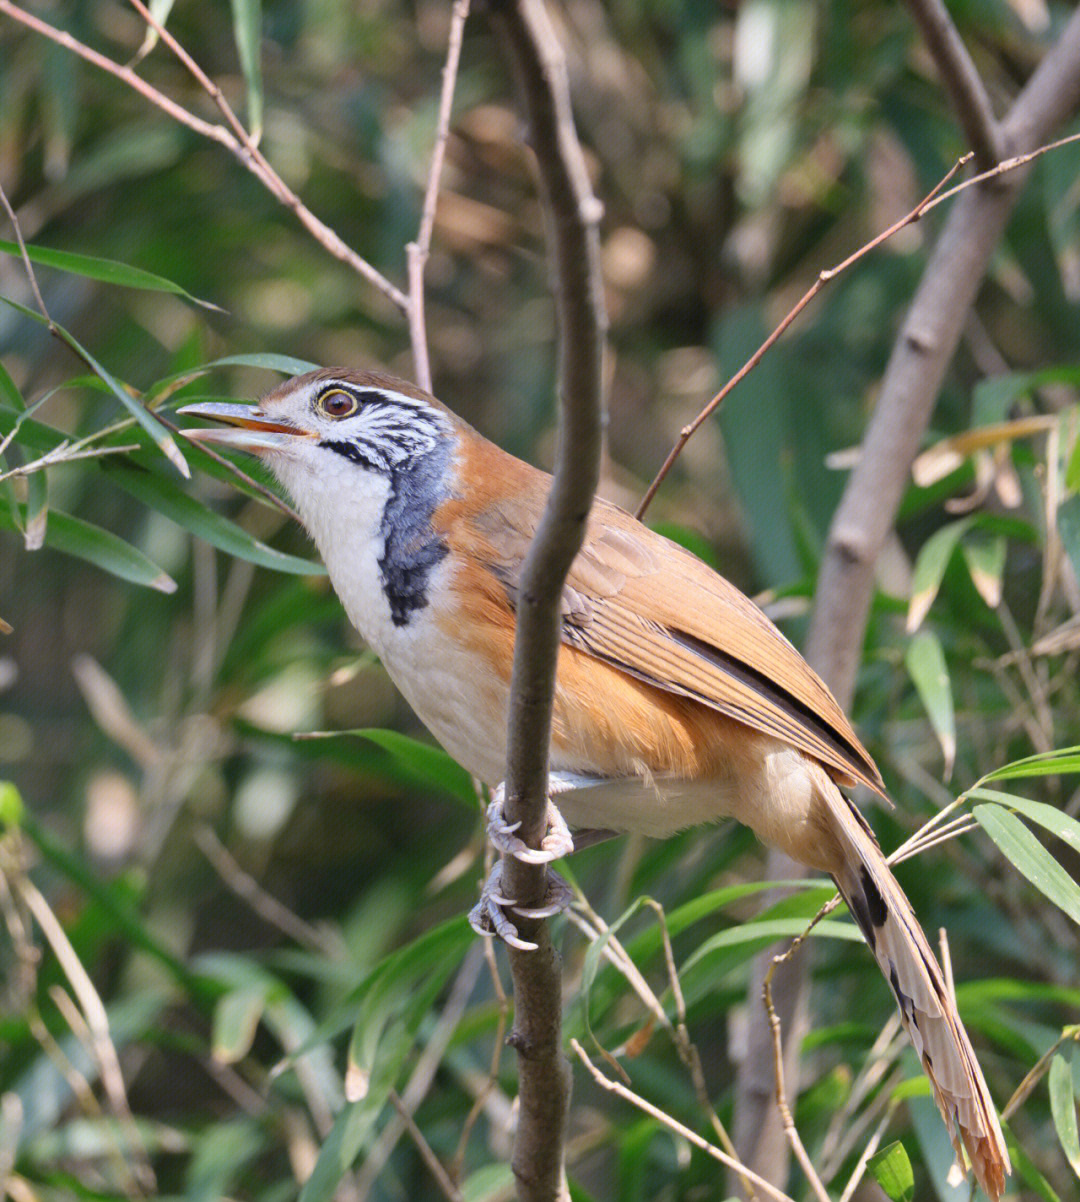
xmin=180 ymin=368 xmax=1010 ymax=1199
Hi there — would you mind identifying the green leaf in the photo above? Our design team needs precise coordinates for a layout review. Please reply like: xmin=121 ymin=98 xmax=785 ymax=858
xmin=1059 ymin=494 xmax=1080 ymax=587
xmin=100 ymin=459 xmax=323 ymax=576
xmin=1049 ymin=1052 xmax=1080 ymax=1179
xmin=967 ymin=789 xmax=1080 ymax=856
xmin=979 ymin=746 xmax=1080 ymax=782
xmin=974 ymin=804 xmax=1080 ymax=926
xmin=212 ymin=982 xmax=272 ymax=1065
xmin=0 ymin=781 xmax=25 ymax=828
xmin=0 ymin=237 xmax=219 ymax=310
xmin=298 ymin=918 xmax=473 ymax=1202
xmin=866 ymin=1141 xmax=914 ymax=1202
xmin=905 ymin=628 xmax=956 ymax=777
xmin=297 ymin=728 xmax=476 ymax=806
xmin=132 ymin=0 xmax=177 ymax=61
xmin=680 ymin=916 xmax=861 ymax=977
xmin=207 ymin=353 xmax=320 ymax=376
xmin=23 ymin=466 xmax=47 ymax=551
xmin=0 ymin=296 xmax=190 ymax=477
xmin=961 ymin=534 xmax=1005 ymax=609
xmin=229 ymin=0 xmax=264 ymax=140
xmin=0 ymin=495 xmax=176 ymax=593
xmin=907 ymin=519 xmax=970 ymax=632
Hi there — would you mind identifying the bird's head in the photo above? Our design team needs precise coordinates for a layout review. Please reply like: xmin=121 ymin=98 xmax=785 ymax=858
xmin=179 ymin=368 xmax=456 ymax=473
xmin=178 ymin=368 xmax=461 ymax=561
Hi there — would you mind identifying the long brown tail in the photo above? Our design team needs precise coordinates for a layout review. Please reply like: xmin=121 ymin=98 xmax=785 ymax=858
xmin=824 ymin=782 xmax=1010 ymax=1200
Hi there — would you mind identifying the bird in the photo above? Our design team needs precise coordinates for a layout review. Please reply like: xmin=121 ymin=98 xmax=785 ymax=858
xmin=179 ymin=367 xmax=1010 ymax=1199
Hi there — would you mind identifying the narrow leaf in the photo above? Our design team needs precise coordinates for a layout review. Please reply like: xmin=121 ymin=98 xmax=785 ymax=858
xmin=974 ymin=804 xmax=1080 ymax=926
xmin=100 ymin=459 xmax=322 ymax=576
xmin=1049 ymin=1052 xmax=1080 ymax=1179
xmin=23 ymin=468 xmax=47 ymax=550
xmin=907 ymin=519 xmax=970 ymax=632
xmin=229 ymin=0 xmax=264 ymax=140
xmin=213 ymin=982 xmax=270 ymax=1064
xmin=0 ymin=237 xmax=219 ymax=310
xmin=961 ymin=535 xmax=1005 ymax=609
xmin=967 ymin=789 xmax=1080 ymax=856
xmin=0 ymin=497 xmax=176 ymax=593
xmin=0 ymin=296 xmax=190 ymax=477
xmin=1058 ymin=494 xmax=1080 ymax=586
xmin=905 ymin=628 xmax=956 ymax=777
xmin=867 ymin=1141 xmax=915 ymax=1202
xmin=132 ymin=0 xmax=177 ymax=61
xmin=297 ymin=728 xmax=476 ymax=805
xmin=980 ymin=746 xmax=1080 ymax=782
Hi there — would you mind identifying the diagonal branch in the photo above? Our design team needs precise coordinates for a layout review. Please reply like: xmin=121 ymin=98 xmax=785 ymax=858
xmin=903 ymin=0 xmax=1005 ymax=169
xmin=0 ymin=0 xmax=408 ymax=312
xmin=737 ymin=7 xmax=1080 ymax=1192
xmin=486 ymin=0 xmax=607 ymax=1198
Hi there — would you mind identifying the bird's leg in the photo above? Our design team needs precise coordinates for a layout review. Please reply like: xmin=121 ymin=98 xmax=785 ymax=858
xmin=483 ymin=770 xmax=613 ymax=862
xmin=468 ymin=772 xmax=610 ymax=950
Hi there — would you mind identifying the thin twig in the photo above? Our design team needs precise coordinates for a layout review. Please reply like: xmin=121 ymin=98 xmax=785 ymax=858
xmin=407 ymin=0 xmax=471 ymax=391
xmin=19 ymin=876 xmax=155 ymax=1191
xmin=902 ymin=0 xmax=1005 ymax=168
xmin=194 ymin=824 xmax=340 ymax=957
xmin=0 ymin=441 xmax=141 ymax=483
xmin=761 ymin=963 xmax=832 ymax=1202
xmin=635 ymin=153 xmax=971 ymax=519
xmin=1 ymin=0 xmax=408 ymax=312
xmin=571 ymin=1039 xmax=799 ymax=1202
xmin=387 ymin=1090 xmax=466 ymax=1202
xmin=1001 ymin=1024 xmax=1080 ymax=1121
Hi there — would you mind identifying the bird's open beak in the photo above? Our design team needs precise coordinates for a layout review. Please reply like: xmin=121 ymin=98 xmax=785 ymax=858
xmin=176 ymin=402 xmax=314 ymax=454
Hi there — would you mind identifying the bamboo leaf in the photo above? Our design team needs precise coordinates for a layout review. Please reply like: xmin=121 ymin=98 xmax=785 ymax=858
xmin=100 ymin=459 xmax=322 ymax=576
xmin=980 ymin=747 xmax=1080 ymax=782
xmin=974 ymin=804 xmax=1080 ymax=926
xmin=0 ymin=495 xmax=176 ymax=592
xmin=905 ymin=628 xmax=956 ymax=777
xmin=907 ymin=519 xmax=970 ymax=632
xmin=0 ymin=296 xmax=190 ymax=477
xmin=0 ymin=237 xmax=219 ymax=309
xmin=229 ymin=0 xmax=264 ymax=141
xmin=961 ymin=535 xmax=1005 ymax=609
xmin=1049 ymin=1052 xmax=1080 ymax=1179
xmin=867 ymin=1141 xmax=915 ymax=1202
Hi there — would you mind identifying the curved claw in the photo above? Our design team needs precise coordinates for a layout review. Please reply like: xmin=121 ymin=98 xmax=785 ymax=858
xmin=469 ymin=861 xmax=571 ymax=951
xmin=485 ymin=793 xmax=575 ymax=864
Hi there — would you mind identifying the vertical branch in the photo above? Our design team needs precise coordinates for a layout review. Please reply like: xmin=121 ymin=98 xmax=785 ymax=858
xmin=486 ymin=0 xmax=607 ymax=1198
xmin=408 ymin=0 xmax=472 ymax=392
xmin=735 ymin=7 xmax=1080 ymax=1192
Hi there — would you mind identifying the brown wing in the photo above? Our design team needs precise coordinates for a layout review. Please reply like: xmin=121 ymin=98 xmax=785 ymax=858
xmin=469 ymin=482 xmax=885 ymax=799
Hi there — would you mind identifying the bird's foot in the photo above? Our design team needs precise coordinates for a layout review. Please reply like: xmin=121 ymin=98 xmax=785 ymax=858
xmin=467 ymin=860 xmax=573 ymax=952
xmin=484 ymin=782 xmax=576 ymax=865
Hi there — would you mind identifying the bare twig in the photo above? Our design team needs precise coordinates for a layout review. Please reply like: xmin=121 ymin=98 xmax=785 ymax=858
xmin=634 ymin=153 xmax=971 ymax=520
xmin=571 ymin=1039 xmax=798 ymax=1202
xmin=736 ymin=11 xmax=1080 ymax=1185
xmin=902 ymin=0 xmax=1005 ymax=168
xmin=761 ymin=963 xmax=832 ymax=1202
xmin=194 ymin=825 xmax=340 ymax=957
xmin=0 ymin=0 xmax=408 ymax=312
xmin=485 ymin=1 xmax=606 ymax=1198
xmin=408 ymin=0 xmax=471 ymax=391
xmin=387 ymin=1090 xmax=466 ymax=1202
xmin=19 ymin=876 xmax=154 ymax=1191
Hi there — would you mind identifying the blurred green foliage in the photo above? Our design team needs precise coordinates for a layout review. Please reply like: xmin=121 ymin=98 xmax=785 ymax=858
xmin=2 ymin=1 xmax=1080 ymax=1200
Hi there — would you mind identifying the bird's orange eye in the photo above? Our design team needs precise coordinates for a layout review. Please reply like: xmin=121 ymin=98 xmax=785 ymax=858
xmin=318 ymin=388 xmax=358 ymax=419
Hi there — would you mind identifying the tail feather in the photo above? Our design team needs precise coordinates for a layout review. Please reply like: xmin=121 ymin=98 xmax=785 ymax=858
xmin=825 ymin=784 xmax=1010 ymax=1200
